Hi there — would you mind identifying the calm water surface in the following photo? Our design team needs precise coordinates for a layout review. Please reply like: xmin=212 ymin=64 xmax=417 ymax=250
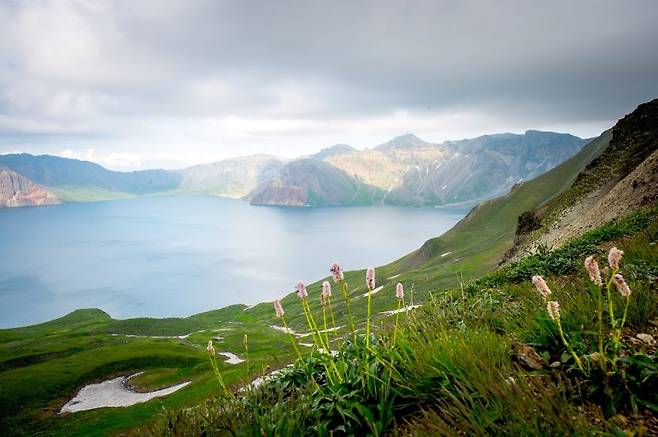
xmin=0 ymin=196 xmax=467 ymax=328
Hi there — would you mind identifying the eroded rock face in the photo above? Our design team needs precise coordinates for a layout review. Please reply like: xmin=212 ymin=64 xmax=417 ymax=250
xmin=0 ymin=169 xmax=61 ymax=207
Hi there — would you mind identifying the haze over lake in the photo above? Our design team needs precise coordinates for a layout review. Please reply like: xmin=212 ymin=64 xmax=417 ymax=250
xmin=0 ymin=197 xmax=466 ymax=328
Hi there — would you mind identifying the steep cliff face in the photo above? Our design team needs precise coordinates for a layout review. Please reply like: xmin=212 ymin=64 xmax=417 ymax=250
xmin=0 ymin=169 xmax=61 ymax=207
xmin=249 ymin=159 xmax=384 ymax=206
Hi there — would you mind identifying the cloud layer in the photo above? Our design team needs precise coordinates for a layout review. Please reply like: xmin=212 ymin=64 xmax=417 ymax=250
xmin=1 ymin=0 xmax=657 ymax=169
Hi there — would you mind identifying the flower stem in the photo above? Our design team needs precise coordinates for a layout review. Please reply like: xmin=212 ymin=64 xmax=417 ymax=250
xmin=281 ymin=315 xmax=303 ymax=361
xmin=208 ymin=353 xmax=230 ymax=396
xmin=365 ymin=284 xmax=373 ymax=350
xmin=393 ymin=299 xmax=402 ymax=345
xmin=596 ymin=287 xmax=606 ymax=371
xmin=556 ymin=318 xmax=584 ymax=371
xmin=303 ymin=298 xmax=330 ymax=352
xmin=300 ymin=298 xmax=323 ymax=350
xmin=327 ymin=297 xmax=338 ymax=339
xmin=322 ymin=305 xmax=330 ymax=348
xmin=340 ymin=280 xmax=357 ymax=341
xmin=605 ymin=272 xmax=617 ymax=329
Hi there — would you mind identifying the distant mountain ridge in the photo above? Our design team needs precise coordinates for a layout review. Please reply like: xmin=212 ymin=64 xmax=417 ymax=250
xmin=250 ymin=131 xmax=587 ymax=206
xmin=0 ymin=154 xmax=181 ymax=194
xmin=0 ymin=130 xmax=587 ymax=208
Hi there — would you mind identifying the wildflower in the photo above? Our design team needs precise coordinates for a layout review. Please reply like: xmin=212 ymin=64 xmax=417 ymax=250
xmin=366 ymin=266 xmax=376 ymax=289
xmin=613 ymin=274 xmax=631 ymax=297
xmin=395 ymin=282 xmax=404 ymax=299
xmin=584 ymin=256 xmax=602 ymax=286
xmin=321 ymin=281 xmax=332 ymax=298
xmin=608 ymin=247 xmax=624 ymax=270
xmin=329 ymin=262 xmax=344 ymax=282
xmin=296 ymin=281 xmax=308 ymax=299
xmin=273 ymin=299 xmax=284 ymax=317
xmin=207 ymin=340 xmax=215 ymax=355
xmin=531 ymin=275 xmax=551 ymax=299
xmin=546 ymin=301 xmax=561 ymax=321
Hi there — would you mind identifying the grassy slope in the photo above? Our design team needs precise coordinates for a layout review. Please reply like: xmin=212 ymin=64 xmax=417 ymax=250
xmin=147 ymin=206 xmax=658 ymax=436
xmin=0 ymin=130 xmax=626 ymax=435
xmin=0 ymin=304 xmax=307 ymax=436
xmin=50 ymin=186 xmax=137 ymax=202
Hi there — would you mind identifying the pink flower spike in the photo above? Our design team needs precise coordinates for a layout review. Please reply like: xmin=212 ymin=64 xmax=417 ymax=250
xmin=546 ymin=301 xmax=561 ymax=321
xmin=608 ymin=247 xmax=624 ymax=270
xmin=329 ymin=262 xmax=344 ymax=283
xmin=321 ymin=281 xmax=332 ymax=299
xmin=613 ymin=274 xmax=631 ymax=297
xmin=296 ymin=281 xmax=308 ymax=299
xmin=273 ymin=299 xmax=285 ymax=317
xmin=584 ymin=256 xmax=602 ymax=286
xmin=366 ymin=266 xmax=376 ymax=289
xmin=395 ymin=282 xmax=404 ymax=299
xmin=207 ymin=340 xmax=215 ymax=355
xmin=531 ymin=275 xmax=551 ymax=299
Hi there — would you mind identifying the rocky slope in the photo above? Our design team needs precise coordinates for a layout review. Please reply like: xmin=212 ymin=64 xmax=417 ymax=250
xmin=0 ymin=169 xmax=61 ymax=207
xmin=249 ymin=159 xmax=384 ymax=206
xmin=506 ymin=98 xmax=658 ymax=260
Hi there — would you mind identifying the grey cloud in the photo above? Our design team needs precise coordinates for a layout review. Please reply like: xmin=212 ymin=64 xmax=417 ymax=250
xmin=0 ymin=0 xmax=657 ymax=166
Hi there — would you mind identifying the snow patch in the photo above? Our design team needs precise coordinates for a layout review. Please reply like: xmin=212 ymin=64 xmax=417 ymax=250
xmin=380 ymin=305 xmax=422 ymax=316
xmin=109 ymin=330 xmax=205 ymax=340
xmin=270 ymin=325 xmax=296 ymax=335
xmin=361 ymin=285 xmax=383 ymax=297
xmin=218 ymin=352 xmax=245 ymax=365
xmin=59 ymin=373 xmax=190 ymax=414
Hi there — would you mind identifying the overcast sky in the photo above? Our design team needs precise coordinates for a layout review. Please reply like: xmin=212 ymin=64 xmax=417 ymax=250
xmin=0 ymin=0 xmax=657 ymax=170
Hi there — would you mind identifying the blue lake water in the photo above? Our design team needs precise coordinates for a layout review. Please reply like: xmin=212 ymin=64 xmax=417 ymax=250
xmin=0 ymin=196 xmax=467 ymax=328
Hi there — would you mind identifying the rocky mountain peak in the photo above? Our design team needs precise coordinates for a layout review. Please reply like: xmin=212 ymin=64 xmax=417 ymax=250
xmin=374 ymin=133 xmax=436 ymax=151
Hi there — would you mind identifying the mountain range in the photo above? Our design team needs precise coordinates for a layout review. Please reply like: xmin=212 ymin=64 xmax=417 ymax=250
xmin=0 ymin=130 xmax=587 ymax=208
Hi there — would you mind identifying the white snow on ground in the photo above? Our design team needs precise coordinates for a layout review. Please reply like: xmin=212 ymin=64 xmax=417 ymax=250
xmin=270 ymin=325 xmax=296 ymax=334
xmin=218 ymin=352 xmax=245 ymax=364
xmin=387 ymin=274 xmax=400 ymax=280
xmin=299 ymin=342 xmax=314 ymax=347
xmin=241 ymin=365 xmax=294 ymax=391
xmin=297 ymin=326 xmax=343 ymax=338
xmin=441 ymin=252 xmax=452 ymax=257
xmin=360 ymin=285 xmax=384 ymax=297
xmin=59 ymin=373 xmax=191 ymax=414
xmin=109 ymin=330 xmax=205 ymax=340
xmin=380 ymin=305 xmax=422 ymax=316
xmin=271 ymin=325 xmax=343 ymax=338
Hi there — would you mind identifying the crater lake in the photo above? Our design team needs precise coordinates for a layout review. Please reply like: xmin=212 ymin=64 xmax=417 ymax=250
xmin=0 ymin=196 xmax=467 ymax=328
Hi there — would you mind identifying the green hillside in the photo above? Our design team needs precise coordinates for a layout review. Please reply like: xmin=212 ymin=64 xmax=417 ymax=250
xmin=1 ymin=100 xmax=656 ymax=435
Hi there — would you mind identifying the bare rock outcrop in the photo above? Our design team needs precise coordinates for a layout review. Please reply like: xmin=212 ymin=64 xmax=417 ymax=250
xmin=0 ymin=169 xmax=61 ymax=207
